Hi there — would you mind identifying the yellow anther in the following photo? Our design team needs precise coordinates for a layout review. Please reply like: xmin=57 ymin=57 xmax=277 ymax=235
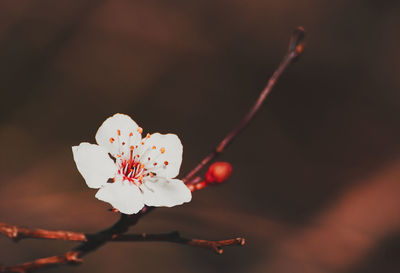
xmin=146 ymin=133 xmax=150 ymax=138
xmin=129 ymin=132 xmax=133 ymax=136
xmin=138 ymin=175 xmax=143 ymax=181
xmin=109 ymin=137 xmax=115 ymax=143
xmin=130 ymin=145 xmax=134 ymax=150
xmin=152 ymin=146 xmax=156 ymax=149
xmin=160 ymin=147 xmax=165 ymax=154
xmin=117 ymin=129 xmax=121 ymax=136
xmin=149 ymin=173 xmax=154 ymax=177
xmin=140 ymin=163 xmax=144 ymax=169
xmin=164 ymin=161 xmax=169 ymax=165
xmin=141 ymin=142 xmax=144 ymax=145
xmin=137 ymin=127 xmax=143 ymax=134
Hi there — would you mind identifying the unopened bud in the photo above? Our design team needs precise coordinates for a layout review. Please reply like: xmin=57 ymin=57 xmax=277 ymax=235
xmin=205 ymin=162 xmax=232 ymax=184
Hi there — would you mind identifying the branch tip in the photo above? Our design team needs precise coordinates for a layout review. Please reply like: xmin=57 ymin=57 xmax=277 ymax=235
xmin=238 ymin=237 xmax=246 ymax=246
xmin=65 ymin=252 xmax=83 ymax=264
xmin=289 ymin=26 xmax=306 ymax=56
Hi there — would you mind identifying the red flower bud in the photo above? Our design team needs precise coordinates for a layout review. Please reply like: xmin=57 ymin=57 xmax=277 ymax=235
xmin=205 ymin=162 xmax=232 ymax=184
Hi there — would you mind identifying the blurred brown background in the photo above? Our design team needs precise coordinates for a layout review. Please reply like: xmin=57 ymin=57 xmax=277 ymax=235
xmin=1 ymin=0 xmax=400 ymax=272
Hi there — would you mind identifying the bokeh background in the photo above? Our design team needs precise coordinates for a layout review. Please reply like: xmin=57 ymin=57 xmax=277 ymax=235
xmin=1 ymin=0 xmax=400 ymax=272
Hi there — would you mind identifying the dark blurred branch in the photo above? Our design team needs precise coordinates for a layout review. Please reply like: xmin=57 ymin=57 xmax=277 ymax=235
xmin=183 ymin=26 xmax=305 ymax=183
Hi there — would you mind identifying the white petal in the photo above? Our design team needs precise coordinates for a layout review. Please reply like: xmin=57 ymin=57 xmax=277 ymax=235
xmin=95 ymin=113 xmax=142 ymax=157
xmin=95 ymin=180 xmax=145 ymax=214
xmin=142 ymin=177 xmax=191 ymax=207
xmin=141 ymin=133 xmax=183 ymax=178
xmin=72 ymin=143 xmax=116 ymax=189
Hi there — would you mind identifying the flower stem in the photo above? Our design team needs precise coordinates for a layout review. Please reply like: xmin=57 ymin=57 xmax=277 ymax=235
xmin=183 ymin=26 xmax=305 ymax=183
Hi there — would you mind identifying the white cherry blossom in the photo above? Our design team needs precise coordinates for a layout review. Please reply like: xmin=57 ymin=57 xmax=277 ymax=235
xmin=72 ymin=113 xmax=191 ymax=214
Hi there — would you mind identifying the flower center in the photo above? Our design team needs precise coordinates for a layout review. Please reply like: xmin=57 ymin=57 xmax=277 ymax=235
xmin=118 ymin=158 xmax=145 ymax=184
xmin=110 ymin=128 xmax=167 ymax=185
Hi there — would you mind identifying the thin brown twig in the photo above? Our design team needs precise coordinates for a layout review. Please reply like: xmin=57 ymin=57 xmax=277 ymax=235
xmin=0 ymin=252 xmax=82 ymax=273
xmin=111 ymin=231 xmax=245 ymax=254
xmin=0 ymin=221 xmax=245 ymax=253
xmin=0 ymin=222 xmax=245 ymax=255
xmin=0 ymin=223 xmax=86 ymax=242
xmin=183 ymin=26 xmax=306 ymax=183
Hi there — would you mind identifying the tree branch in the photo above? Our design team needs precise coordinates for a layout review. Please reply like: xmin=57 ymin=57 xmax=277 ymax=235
xmin=183 ymin=26 xmax=305 ymax=183
xmin=0 ymin=223 xmax=86 ymax=242
xmin=0 ymin=252 xmax=82 ymax=273
xmin=0 ymin=174 xmax=209 ymax=244
xmin=0 ymin=231 xmax=244 ymax=272
xmin=111 ymin=231 xmax=245 ymax=254
xmin=0 ymin=222 xmax=244 ymax=254
xmin=0 ymin=27 xmax=305 ymax=273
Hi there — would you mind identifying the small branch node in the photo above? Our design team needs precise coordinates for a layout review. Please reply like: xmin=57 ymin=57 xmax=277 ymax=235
xmin=288 ymin=26 xmax=305 ymax=53
xmin=65 ymin=252 xmax=83 ymax=264
xmin=238 ymin=237 xmax=246 ymax=246
xmin=0 ymin=223 xmax=19 ymax=241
